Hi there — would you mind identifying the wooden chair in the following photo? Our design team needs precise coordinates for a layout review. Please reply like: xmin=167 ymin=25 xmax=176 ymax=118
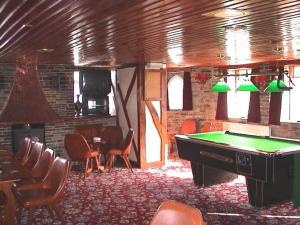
xmin=179 ymin=119 xmax=197 ymax=134
xmin=14 ymin=157 xmax=71 ymax=224
xmin=13 ymin=148 xmax=55 ymax=192
xmin=149 ymin=200 xmax=204 ymax=225
xmin=168 ymin=119 xmax=197 ymax=155
xmin=15 ymin=137 xmax=32 ymax=166
xmin=64 ymin=133 xmax=101 ymax=178
xmin=74 ymin=124 xmax=103 ymax=144
xmin=106 ymin=128 xmax=134 ymax=172
xmin=23 ymin=142 xmax=44 ymax=170
xmin=101 ymin=126 xmax=123 ymax=149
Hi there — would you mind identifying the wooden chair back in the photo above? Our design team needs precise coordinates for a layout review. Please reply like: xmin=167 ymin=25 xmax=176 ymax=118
xmin=149 ymin=200 xmax=204 ymax=225
xmin=74 ymin=124 xmax=103 ymax=144
xmin=122 ymin=129 xmax=134 ymax=155
xmin=15 ymin=137 xmax=31 ymax=165
xmin=42 ymin=157 xmax=71 ymax=202
xmin=180 ymin=119 xmax=197 ymax=134
xmin=31 ymin=148 xmax=55 ymax=179
xmin=24 ymin=142 xmax=44 ymax=170
xmin=102 ymin=126 xmax=123 ymax=148
xmin=64 ymin=133 xmax=91 ymax=161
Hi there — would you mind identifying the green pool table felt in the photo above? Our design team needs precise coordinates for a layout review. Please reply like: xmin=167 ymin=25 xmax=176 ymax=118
xmin=188 ymin=132 xmax=300 ymax=153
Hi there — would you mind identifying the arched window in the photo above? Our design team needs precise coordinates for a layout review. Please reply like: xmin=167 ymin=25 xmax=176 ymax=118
xmin=168 ymin=75 xmax=183 ymax=110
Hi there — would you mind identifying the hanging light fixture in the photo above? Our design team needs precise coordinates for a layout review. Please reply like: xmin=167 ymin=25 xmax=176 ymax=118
xmin=212 ymin=78 xmax=231 ymax=92
xmin=236 ymin=80 xmax=259 ymax=91
xmin=236 ymin=76 xmax=259 ymax=92
xmin=265 ymin=79 xmax=288 ymax=92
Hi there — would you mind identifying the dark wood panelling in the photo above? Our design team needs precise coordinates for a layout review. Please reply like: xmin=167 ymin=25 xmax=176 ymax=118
xmin=1 ymin=0 xmax=300 ymax=67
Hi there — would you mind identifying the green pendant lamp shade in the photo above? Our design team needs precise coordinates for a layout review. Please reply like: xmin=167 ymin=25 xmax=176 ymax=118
xmin=212 ymin=80 xmax=230 ymax=92
xmin=236 ymin=80 xmax=259 ymax=92
xmin=265 ymin=79 xmax=288 ymax=92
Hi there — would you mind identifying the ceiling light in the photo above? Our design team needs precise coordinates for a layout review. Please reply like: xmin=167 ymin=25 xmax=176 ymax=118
xmin=36 ymin=48 xmax=54 ymax=53
xmin=22 ymin=24 xmax=33 ymax=28
xmin=212 ymin=79 xmax=231 ymax=92
xmin=236 ymin=80 xmax=259 ymax=92
xmin=273 ymin=47 xmax=283 ymax=54
xmin=265 ymin=79 xmax=288 ymax=92
xmin=224 ymin=25 xmax=247 ymax=31
xmin=217 ymin=54 xmax=231 ymax=61
xmin=202 ymin=8 xmax=249 ymax=18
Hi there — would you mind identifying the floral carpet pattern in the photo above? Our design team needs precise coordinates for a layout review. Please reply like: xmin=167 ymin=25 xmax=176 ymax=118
xmin=18 ymin=159 xmax=300 ymax=225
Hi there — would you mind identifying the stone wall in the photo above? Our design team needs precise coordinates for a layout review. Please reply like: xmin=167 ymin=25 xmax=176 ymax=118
xmin=0 ymin=63 xmax=116 ymax=156
xmin=167 ymin=69 xmax=300 ymax=141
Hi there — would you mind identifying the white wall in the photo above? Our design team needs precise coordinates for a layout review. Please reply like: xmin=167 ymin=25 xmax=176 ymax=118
xmin=145 ymin=101 xmax=161 ymax=162
xmin=116 ymin=67 xmax=138 ymax=162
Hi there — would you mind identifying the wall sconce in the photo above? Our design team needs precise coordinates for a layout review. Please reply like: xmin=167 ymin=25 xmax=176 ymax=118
xmin=193 ymin=70 xmax=211 ymax=83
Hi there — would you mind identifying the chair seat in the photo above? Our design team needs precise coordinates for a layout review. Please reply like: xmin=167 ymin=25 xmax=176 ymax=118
xmin=108 ymin=148 xmax=123 ymax=155
xmin=14 ymin=188 xmax=55 ymax=208
xmin=90 ymin=150 xmax=99 ymax=157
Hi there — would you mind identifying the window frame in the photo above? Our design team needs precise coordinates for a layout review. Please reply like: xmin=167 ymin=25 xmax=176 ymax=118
xmin=281 ymin=65 xmax=300 ymax=123
xmin=227 ymin=69 xmax=251 ymax=120
xmin=167 ymin=73 xmax=184 ymax=110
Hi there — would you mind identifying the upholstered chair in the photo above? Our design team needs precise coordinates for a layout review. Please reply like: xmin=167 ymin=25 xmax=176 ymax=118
xmin=13 ymin=148 xmax=55 ymax=192
xmin=14 ymin=157 xmax=71 ymax=224
xmin=149 ymin=200 xmax=204 ymax=225
xmin=106 ymin=128 xmax=134 ymax=172
xmin=23 ymin=142 xmax=44 ymax=170
xmin=15 ymin=137 xmax=32 ymax=166
xmin=64 ymin=133 xmax=101 ymax=178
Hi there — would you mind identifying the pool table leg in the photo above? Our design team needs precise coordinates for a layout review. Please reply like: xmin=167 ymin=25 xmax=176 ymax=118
xmin=190 ymin=162 xmax=237 ymax=187
xmin=246 ymin=177 xmax=292 ymax=207
xmin=191 ymin=162 xmax=203 ymax=186
xmin=246 ymin=178 xmax=264 ymax=207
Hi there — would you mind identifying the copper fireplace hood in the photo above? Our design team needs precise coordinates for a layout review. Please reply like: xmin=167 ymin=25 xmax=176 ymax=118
xmin=0 ymin=59 xmax=60 ymax=124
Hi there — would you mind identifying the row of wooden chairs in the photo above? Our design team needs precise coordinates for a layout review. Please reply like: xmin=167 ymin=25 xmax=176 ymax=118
xmin=12 ymin=138 xmax=70 ymax=224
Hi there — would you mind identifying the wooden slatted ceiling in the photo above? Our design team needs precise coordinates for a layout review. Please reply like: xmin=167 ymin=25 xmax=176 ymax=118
xmin=0 ymin=0 xmax=300 ymax=67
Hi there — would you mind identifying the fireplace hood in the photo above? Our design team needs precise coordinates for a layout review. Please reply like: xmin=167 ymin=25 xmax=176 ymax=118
xmin=0 ymin=61 xmax=60 ymax=124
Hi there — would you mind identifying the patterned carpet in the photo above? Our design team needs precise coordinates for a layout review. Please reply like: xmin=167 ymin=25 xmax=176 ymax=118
xmin=18 ymin=159 xmax=300 ymax=225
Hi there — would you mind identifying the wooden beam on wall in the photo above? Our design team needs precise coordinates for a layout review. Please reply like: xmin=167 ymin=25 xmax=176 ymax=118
xmin=124 ymin=68 xmax=137 ymax=106
xmin=112 ymin=71 xmax=119 ymax=127
xmin=137 ymin=64 xmax=146 ymax=168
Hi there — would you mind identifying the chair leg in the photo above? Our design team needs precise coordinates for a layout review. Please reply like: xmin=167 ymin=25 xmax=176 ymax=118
xmin=123 ymin=156 xmax=133 ymax=172
xmin=84 ymin=158 xmax=90 ymax=179
xmin=107 ymin=155 xmax=114 ymax=172
xmin=94 ymin=156 xmax=101 ymax=172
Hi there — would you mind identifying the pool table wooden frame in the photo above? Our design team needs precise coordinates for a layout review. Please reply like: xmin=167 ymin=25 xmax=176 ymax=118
xmin=175 ymin=133 xmax=300 ymax=207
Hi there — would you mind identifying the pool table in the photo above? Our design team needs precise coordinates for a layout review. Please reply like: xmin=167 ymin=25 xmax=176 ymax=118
xmin=175 ymin=131 xmax=300 ymax=207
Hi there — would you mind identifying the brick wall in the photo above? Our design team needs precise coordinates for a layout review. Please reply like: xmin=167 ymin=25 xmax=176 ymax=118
xmin=0 ymin=63 xmax=116 ymax=156
xmin=167 ymin=69 xmax=300 ymax=141
xmin=167 ymin=69 xmax=221 ymax=135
